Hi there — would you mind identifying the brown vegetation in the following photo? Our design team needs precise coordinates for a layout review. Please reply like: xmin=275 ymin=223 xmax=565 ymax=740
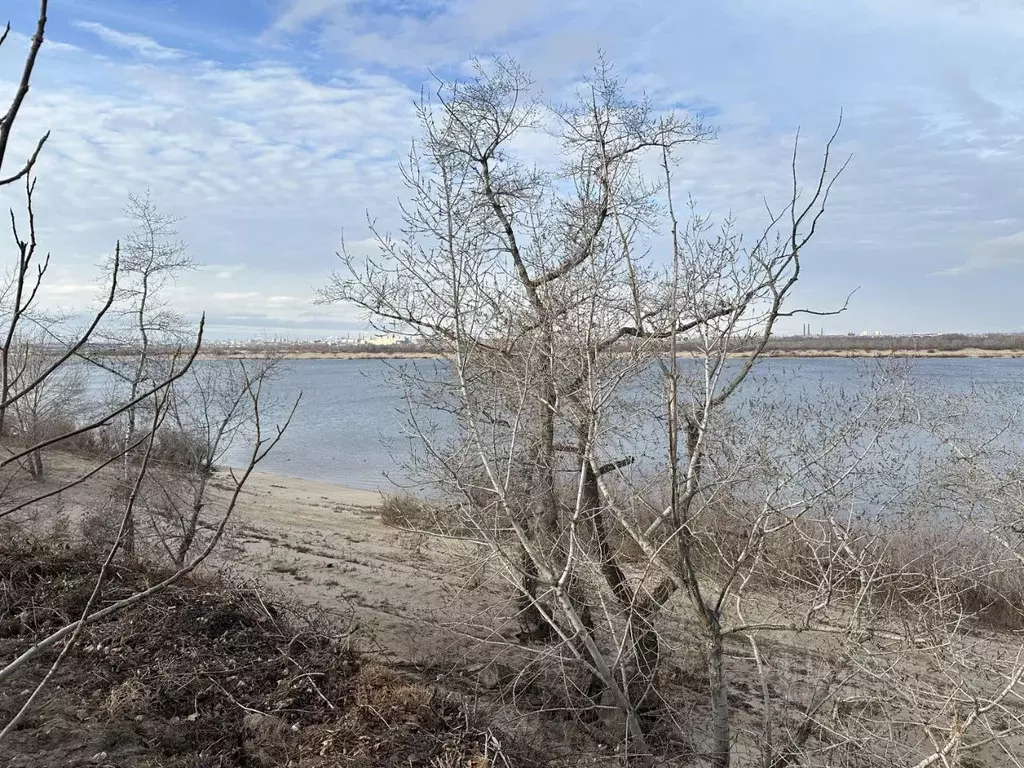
xmin=0 ymin=539 xmax=539 ymax=768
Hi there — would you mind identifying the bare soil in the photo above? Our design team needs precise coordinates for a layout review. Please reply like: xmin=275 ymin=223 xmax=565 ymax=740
xmin=206 ymin=471 xmax=509 ymax=664
xmin=5 ymin=452 xmax=1024 ymax=766
xmin=0 ymin=542 xmax=542 ymax=768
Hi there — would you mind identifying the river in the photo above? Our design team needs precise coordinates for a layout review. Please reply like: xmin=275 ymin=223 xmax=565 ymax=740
xmin=217 ymin=357 xmax=1024 ymax=491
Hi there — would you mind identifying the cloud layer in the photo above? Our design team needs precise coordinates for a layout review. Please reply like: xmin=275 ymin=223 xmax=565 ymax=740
xmin=0 ymin=0 xmax=1021 ymax=336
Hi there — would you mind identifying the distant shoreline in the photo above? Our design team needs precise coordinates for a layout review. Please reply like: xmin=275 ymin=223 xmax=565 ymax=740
xmin=754 ymin=348 xmax=1024 ymax=359
xmin=199 ymin=348 xmax=1024 ymax=361
xmin=198 ymin=351 xmax=443 ymax=361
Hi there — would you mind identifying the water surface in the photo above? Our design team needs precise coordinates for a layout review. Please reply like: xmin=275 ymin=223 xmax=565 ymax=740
xmin=220 ymin=357 xmax=1024 ymax=490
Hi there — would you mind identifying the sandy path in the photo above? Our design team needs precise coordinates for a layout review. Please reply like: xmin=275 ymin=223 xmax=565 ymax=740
xmin=2 ymin=452 xmax=497 ymax=664
xmin=215 ymin=470 xmax=495 ymax=663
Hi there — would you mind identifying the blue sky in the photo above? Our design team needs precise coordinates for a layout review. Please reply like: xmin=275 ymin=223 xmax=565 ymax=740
xmin=1 ymin=0 xmax=1023 ymax=338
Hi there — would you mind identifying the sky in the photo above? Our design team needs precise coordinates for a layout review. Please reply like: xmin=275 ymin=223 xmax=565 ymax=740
xmin=0 ymin=0 xmax=1022 ymax=339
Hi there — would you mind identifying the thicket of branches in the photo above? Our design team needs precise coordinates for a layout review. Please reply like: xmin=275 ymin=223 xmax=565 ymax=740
xmin=326 ymin=57 xmax=1024 ymax=766
xmin=0 ymin=1 xmax=299 ymax=743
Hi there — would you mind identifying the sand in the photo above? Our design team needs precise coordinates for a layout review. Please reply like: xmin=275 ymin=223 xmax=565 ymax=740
xmin=0 ymin=452 xmax=497 ymax=664
xmin=211 ymin=469 xmax=499 ymax=664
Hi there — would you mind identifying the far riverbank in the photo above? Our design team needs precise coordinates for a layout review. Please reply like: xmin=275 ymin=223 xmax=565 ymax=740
xmin=200 ymin=347 xmax=1024 ymax=361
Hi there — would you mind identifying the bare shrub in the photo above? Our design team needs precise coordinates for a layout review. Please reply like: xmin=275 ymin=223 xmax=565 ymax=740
xmin=0 ymin=3 xmax=298 ymax=742
xmin=323 ymin=52 xmax=1024 ymax=768
xmin=379 ymin=492 xmax=432 ymax=527
xmin=378 ymin=492 xmax=474 ymax=537
xmin=150 ymin=425 xmax=208 ymax=470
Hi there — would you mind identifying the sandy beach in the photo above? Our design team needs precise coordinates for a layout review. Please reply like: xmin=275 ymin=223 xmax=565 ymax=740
xmin=4 ymin=453 xmax=493 ymax=664
xmin=211 ymin=469 xmax=498 ymax=663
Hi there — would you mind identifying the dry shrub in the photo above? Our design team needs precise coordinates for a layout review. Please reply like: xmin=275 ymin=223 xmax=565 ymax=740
xmin=78 ymin=504 xmax=123 ymax=556
xmin=0 ymin=540 xmax=544 ymax=768
xmin=151 ymin=427 xmax=208 ymax=471
xmin=103 ymin=675 xmax=156 ymax=720
xmin=379 ymin=492 xmax=474 ymax=537
xmin=380 ymin=492 xmax=431 ymax=527
xmin=59 ymin=424 xmax=121 ymax=458
xmin=15 ymin=414 xmax=82 ymax=449
xmin=871 ymin=526 xmax=1024 ymax=630
xmin=354 ymin=663 xmax=433 ymax=718
xmin=683 ymin=496 xmax=1024 ymax=631
xmin=51 ymin=420 xmax=208 ymax=473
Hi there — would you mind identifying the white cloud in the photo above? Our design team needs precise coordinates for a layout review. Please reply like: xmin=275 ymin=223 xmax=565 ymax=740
xmin=933 ymin=232 xmax=1024 ymax=277
xmin=40 ymin=283 xmax=100 ymax=296
xmin=206 ymin=264 xmax=247 ymax=279
xmin=0 ymin=0 xmax=1022 ymax=337
xmin=212 ymin=292 xmax=261 ymax=301
xmin=72 ymin=21 xmax=186 ymax=61
xmin=269 ymin=0 xmax=348 ymax=35
xmin=0 ymin=21 xmax=420 ymax=336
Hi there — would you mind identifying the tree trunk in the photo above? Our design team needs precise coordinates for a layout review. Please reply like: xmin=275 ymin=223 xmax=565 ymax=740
xmin=538 ymin=393 xmax=559 ymax=539
xmin=632 ymin=614 xmax=660 ymax=723
xmin=585 ymin=462 xmax=663 ymax=724
xmin=516 ymin=546 xmax=554 ymax=642
xmin=117 ymin=482 xmax=135 ymax=559
xmin=709 ymin=620 xmax=730 ymax=768
xmin=27 ymin=448 xmax=43 ymax=479
xmin=175 ymin=474 xmax=209 ymax=567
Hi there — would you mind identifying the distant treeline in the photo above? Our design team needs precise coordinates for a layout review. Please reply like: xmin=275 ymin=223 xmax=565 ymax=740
xmin=98 ymin=333 xmax=1024 ymax=359
xmin=753 ymin=333 xmax=1024 ymax=353
xmin=200 ymin=341 xmax=439 ymax=357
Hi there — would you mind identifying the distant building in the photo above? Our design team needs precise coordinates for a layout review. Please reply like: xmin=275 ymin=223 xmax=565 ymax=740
xmin=356 ymin=334 xmax=412 ymax=346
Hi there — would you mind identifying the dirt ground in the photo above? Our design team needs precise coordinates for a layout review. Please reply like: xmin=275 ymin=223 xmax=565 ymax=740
xmin=1 ymin=452 xmax=508 ymax=667
xmin=5 ymin=451 xmax=1024 ymax=766
xmin=207 ymin=471 xmax=505 ymax=664
xmin=0 ymin=543 xmax=540 ymax=768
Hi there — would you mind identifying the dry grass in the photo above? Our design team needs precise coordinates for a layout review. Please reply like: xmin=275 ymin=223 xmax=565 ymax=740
xmin=379 ymin=492 xmax=477 ymax=538
xmin=0 ymin=539 xmax=544 ymax=768
xmin=682 ymin=501 xmax=1024 ymax=631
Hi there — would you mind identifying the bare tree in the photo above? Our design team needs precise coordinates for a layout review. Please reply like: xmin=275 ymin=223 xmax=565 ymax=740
xmin=3 ymin=330 xmax=86 ymax=478
xmin=319 ymin=55 xmax=857 ymax=759
xmin=322 ymin=53 xmax=1024 ymax=767
xmin=0 ymin=2 xmax=300 ymax=740
xmin=82 ymin=191 xmax=198 ymax=555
